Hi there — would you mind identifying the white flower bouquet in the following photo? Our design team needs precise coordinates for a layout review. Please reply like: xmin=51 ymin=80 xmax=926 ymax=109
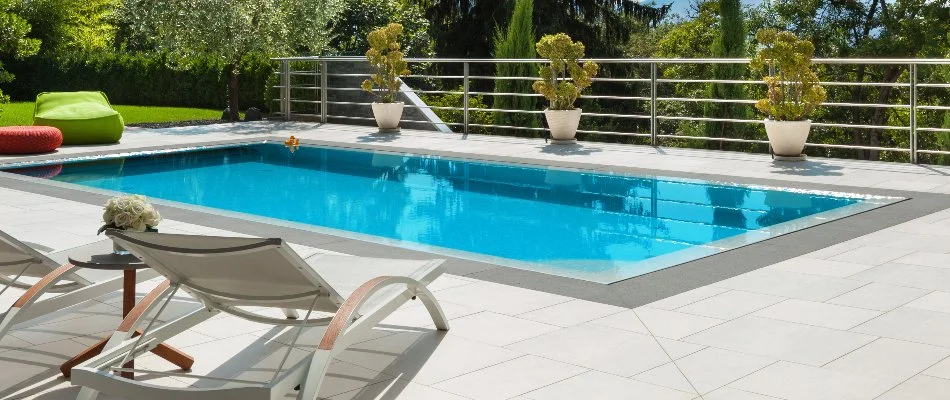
xmin=97 ymin=195 xmax=162 ymax=235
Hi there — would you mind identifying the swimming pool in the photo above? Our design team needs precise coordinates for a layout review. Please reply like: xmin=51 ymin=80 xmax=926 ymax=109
xmin=1 ymin=142 xmax=897 ymax=283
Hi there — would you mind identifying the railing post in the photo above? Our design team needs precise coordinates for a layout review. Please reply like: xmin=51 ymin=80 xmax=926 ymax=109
xmin=320 ymin=59 xmax=328 ymax=124
xmin=280 ymin=59 xmax=291 ymax=121
xmin=909 ymin=63 xmax=918 ymax=164
xmin=463 ymin=62 xmax=470 ymax=134
xmin=650 ymin=62 xmax=658 ymax=147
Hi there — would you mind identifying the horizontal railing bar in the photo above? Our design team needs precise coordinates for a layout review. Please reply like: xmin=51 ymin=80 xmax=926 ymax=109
xmin=916 ymin=150 xmax=950 ymax=155
xmin=272 ymin=56 xmax=950 ymax=65
xmin=918 ymin=83 xmax=950 ymax=88
xmin=917 ymin=105 xmax=950 ymax=111
xmin=917 ymin=127 xmax=950 ymax=133
xmin=289 ymin=100 xmax=321 ymax=104
xmin=656 ymin=78 xmax=909 ymax=88
xmin=657 ymin=134 xmax=770 ymax=144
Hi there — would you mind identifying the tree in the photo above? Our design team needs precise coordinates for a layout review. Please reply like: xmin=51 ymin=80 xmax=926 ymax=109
xmin=0 ymin=0 xmax=40 ymax=113
xmin=493 ymin=0 xmax=537 ymax=130
xmin=703 ymin=0 xmax=751 ymax=149
xmin=330 ymin=0 xmax=433 ymax=57
xmin=18 ymin=0 xmax=120 ymax=53
xmin=122 ymin=0 xmax=345 ymax=121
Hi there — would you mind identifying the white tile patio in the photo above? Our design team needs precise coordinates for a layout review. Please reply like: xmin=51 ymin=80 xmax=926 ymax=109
xmin=2 ymin=122 xmax=950 ymax=399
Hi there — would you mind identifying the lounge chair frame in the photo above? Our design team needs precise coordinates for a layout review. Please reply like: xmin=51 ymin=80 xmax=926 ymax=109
xmin=0 ymin=230 xmax=157 ymax=340
xmin=72 ymin=231 xmax=449 ymax=400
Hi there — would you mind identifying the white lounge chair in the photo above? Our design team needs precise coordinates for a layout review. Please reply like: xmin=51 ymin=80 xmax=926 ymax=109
xmin=0 ymin=229 xmax=157 ymax=340
xmin=72 ymin=231 xmax=450 ymax=400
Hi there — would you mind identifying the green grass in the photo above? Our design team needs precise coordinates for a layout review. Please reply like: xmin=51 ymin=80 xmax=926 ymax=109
xmin=0 ymin=102 xmax=227 ymax=127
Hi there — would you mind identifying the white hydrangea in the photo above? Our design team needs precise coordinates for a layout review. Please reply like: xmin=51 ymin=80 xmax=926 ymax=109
xmin=100 ymin=194 xmax=163 ymax=233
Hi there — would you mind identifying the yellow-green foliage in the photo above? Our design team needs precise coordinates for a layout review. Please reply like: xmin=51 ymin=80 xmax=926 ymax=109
xmin=531 ymin=33 xmax=598 ymax=110
xmin=361 ymin=23 xmax=409 ymax=103
xmin=749 ymin=29 xmax=826 ymax=121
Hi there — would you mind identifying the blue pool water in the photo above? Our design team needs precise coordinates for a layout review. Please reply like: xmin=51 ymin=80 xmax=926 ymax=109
xmin=2 ymin=143 xmax=889 ymax=283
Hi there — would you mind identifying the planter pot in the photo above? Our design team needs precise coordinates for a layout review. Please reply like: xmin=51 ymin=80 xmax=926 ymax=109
xmin=371 ymin=102 xmax=405 ymax=131
xmin=764 ymin=119 xmax=811 ymax=160
xmin=544 ymin=108 xmax=583 ymax=143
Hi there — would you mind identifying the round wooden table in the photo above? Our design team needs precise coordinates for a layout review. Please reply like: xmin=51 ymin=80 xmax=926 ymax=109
xmin=60 ymin=252 xmax=194 ymax=379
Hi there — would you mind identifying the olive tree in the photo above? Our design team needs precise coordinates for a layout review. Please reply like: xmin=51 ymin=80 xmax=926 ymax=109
xmin=0 ymin=0 xmax=40 ymax=113
xmin=122 ymin=0 xmax=345 ymax=121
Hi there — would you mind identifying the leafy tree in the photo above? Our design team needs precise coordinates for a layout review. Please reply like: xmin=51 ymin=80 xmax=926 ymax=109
xmin=0 ymin=0 xmax=40 ymax=112
xmin=703 ymin=0 xmax=751 ymax=149
xmin=330 ymin=0 xmax=433 ymax=57
xmin=18 ymin=0 xmax=120 ymax=53
xmin=493 ymin=0 xmax=537 ymax=129
xmin=409 ymin=0 xmax=672 ymax=58
xmin=122 ymin=0 xmax=345 ymax=120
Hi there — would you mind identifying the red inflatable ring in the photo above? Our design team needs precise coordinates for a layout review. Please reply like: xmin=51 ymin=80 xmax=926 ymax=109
xmin=0 ymin=126 xmax=63 ymax=154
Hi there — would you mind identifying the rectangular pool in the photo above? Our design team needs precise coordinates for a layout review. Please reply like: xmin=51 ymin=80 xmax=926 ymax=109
xmin=1 ymin=142 xmax=897 ymax=283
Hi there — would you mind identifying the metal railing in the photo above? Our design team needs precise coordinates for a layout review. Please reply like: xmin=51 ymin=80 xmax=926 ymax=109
xmin=271 ymin=56 xmax=950 ymax=164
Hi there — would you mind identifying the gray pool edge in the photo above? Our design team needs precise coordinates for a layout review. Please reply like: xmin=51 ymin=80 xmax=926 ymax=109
xmin=0 ymin=137 xmax=946 ymax=308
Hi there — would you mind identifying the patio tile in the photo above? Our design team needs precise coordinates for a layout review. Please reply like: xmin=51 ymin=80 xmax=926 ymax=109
xmin=827 ymin=282 xmax=929 ymax=312
xmin=434 ymin=281 xmax=573 ymax=315
xmin=518 ymin=370 xmax=694 ymax=400
xmin=634 ymin=348 xmax=774 ymax=395
xmin=0 ymin=338 xmax=94 ymax=396
xmin=506 ymin=323 xmax=703 ymax=376
xmin=629 ymin=307 xmax=725 ymax=340
xmin=589 ymin=310 xmax=648 ymax=334
xmin=923 ymin=356 xmax=950 ymax=380
xmin=432 ymin=355 xmax=587 ymax=400
xmin=802 ymin=241 xmax=864 ymax=260
xmin=849 ymin=263 xmax=950 ymax=292
xmin=904 ymin=291 xmax=950 ymax=314
xmin=767 ymin=257 xmax=876 ymax=278
xmin=829 ymin=246 xmax=915 ymax=266
xmin=894 ymin=251 xmax=950 ymax=269
xmin=825 ymin=338 xmax=950 ymax=381
xmin=703 ymin=387 xmax=783 ymax=400
xmin=876 ymin=375 xmax=950 ymax=400
xmin=852 ymin=307 xmax=950 ymax=347
xmin=752 ymin=299 xmax=881 ymax=330
xmin=683 ymin=316 xmax=875 ymax=366
xmin=380 ymin=300 xmax=480 ymax=329
xmin=10 ymin=313 xmax=120 ymax=345
xmin=712 ymin=269 xmax=865 ymax=302
xmin=517 ymin=299 xmax=628 ymax=327
xmin=729 ymin=361 xmax=897 ymax=400
xmin=329 ymin=378 xmax=470 ymax=400
xmin=676 ymin=290 xmax=785 ymax=320
xmin=644 ymin=286 xmax=729 ymax=310
xmin=441 ymin=312 xmax=561 ymax=347
xmin=333 ymin=330 xmax=523 ymax=385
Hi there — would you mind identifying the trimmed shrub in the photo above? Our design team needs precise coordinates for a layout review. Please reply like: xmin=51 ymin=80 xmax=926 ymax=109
xmin=4 ymin=51 xmax=274 ymax=110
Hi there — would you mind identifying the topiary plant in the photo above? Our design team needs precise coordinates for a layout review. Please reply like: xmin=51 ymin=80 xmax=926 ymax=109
xmin=531 ymin=33 xmax=599 ymax=110
xmin=749 ymin=29 xmax=827 ymax=121
xmin=361 ymin=23 xmax=410 ymax=104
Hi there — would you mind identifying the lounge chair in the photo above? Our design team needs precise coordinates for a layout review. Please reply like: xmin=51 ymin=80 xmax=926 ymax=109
xmin=0 ymin=230 xmax=157 ymax=340
xmin=72 ymin=231 xmax=449 ymax=400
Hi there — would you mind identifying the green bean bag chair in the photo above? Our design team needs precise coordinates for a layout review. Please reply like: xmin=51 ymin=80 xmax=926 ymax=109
xmin=33 ymin=91 xmax=124 ymax=145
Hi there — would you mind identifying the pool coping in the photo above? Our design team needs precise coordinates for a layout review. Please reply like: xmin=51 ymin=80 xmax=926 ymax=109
xmin=0 ymin=135 xmax=946 ymax=307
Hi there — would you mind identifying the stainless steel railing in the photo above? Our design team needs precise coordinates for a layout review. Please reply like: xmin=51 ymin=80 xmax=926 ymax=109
xmin=270 ymin=56 xmax=950 ymax=164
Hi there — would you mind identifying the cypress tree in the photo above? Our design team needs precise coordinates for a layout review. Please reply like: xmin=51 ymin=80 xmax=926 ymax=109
xmin=493 ymin=0 xmax=537 ymax=130
xmin=704 ymin=0 xmax=749 ymax=149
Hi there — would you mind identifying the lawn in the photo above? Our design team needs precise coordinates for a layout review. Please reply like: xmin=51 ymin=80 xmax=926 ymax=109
xmin=0 ymin=102 xmax=226 ymax=127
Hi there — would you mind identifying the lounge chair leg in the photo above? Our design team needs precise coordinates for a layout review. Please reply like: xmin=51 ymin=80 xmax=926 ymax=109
xmin=296 ymin=351 xmax=332 ymax=400
xmin=76 ymin=387 xmax=99 ymax=400
xmin=414 ymin=286 xmax=450 ymax=331
xmin=0 ymin=308 xmax=20 ymax=339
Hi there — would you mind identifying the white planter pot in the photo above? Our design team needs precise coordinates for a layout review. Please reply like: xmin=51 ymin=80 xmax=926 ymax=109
xmin=544 ymin=108 xmax=582 ymax=142
xmin=764 ymin=119 xmax=811 ymax=158
xmin=371 ymin=102 xmax=404 ymax=130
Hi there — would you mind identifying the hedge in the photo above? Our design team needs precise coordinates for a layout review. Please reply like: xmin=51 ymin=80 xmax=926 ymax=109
xmin=4 ymin=51 xmax=275 ymax=111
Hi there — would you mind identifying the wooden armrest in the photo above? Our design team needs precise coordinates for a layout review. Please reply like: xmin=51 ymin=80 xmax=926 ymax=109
xmin=12 ymin=264 xmax=77 ymax=308
xmin=117 ymin=279 xmax=171 ymax=333
xmin=319 ymin=276 xmax=418 ymax=350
